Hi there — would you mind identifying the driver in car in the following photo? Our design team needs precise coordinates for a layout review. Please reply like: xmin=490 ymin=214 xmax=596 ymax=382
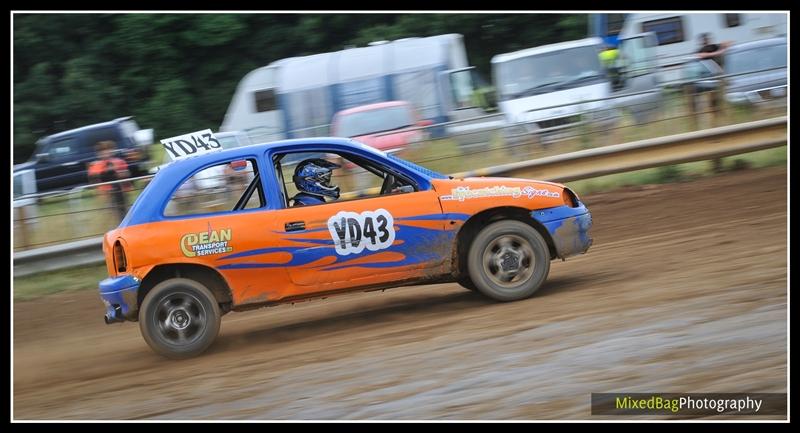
xmin=291 ymin=158 xmax=341 ymax=206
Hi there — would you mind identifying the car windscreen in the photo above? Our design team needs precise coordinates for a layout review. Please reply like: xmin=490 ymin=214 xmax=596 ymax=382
xmin=30 ymin=139 xmax=46 ymax=159
xmin=726 ymin=43 xmax=787 ymax=75
xmin=120 ymin=119 xmax=140 ymax=139
xmin=683 ymin=60 xmax=719 ymax=80
xmin=495 ymin=45 xmax=606 ymax=100
xmin=336 ymin=106 xmax=415 ymax=137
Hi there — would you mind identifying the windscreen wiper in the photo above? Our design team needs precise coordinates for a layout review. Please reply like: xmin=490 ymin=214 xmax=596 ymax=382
xmin=553 ymin=73 xmax=605 ymax=90
xmin=510 ymin=81 xmax=564 ymax=98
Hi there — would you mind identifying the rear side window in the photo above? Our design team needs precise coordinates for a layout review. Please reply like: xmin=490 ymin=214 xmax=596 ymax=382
xmin=254 ymin=89 xmax=277 ymax=113
xmin=641 ymin=16 xmax=685 ymax=46
xmin=44 ymin=137 xmax=81 ymax=161
xmin=164 ymin=158 xmax=264 ymax=217
xmin=723 ymin=13 xmax=741 ymax=28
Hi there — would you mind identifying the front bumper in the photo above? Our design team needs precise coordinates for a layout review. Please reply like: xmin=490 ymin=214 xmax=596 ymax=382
xmin=99 ymin=275 xmax=140 ymax=324
xmin=532 ymin=202 xmax=593 ymax=259
xmin=727 ymin=85 xmax=787 ymax=105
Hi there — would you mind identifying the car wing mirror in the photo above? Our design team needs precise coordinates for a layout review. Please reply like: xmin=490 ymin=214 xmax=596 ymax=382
xmin=394 ymin=185 xmax=415 ymax=194
xmin=36 ymin=152 xmax=50 ymax=162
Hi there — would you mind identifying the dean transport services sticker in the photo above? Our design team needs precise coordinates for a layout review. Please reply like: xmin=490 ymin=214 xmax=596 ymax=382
xmin=181 ymin=226 xmax=233 ymax=257
xmin=328 ymin=209 xmax=396 ymax=256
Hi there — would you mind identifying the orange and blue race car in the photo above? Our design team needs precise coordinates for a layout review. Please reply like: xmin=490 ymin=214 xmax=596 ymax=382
xmin=99 ymin=137 xmax=592 ymax=358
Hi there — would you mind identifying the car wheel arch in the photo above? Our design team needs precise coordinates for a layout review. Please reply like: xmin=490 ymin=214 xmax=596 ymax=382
xmin=452 ymin=206 xmax=557 ymax=281
xmin=137 ymin=264 xmax=234 ymax=313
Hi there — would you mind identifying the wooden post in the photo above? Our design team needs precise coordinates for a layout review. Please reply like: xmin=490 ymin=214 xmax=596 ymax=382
xmin=710 ymin=78 xmax=726 ymax=172
xmin=14 ymin=205 xmax=29 ymax=249
xmin=684 ymin=84 xmax=699 ymax=131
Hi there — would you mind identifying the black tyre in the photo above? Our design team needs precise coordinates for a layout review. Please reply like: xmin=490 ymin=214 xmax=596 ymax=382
xmin=139 ymin=278 xmax=221 ymax=359
xmin=457 ymin=276 xmax=478 ymax=292
xmin=467 ymin=220 xmax=550 ymax=302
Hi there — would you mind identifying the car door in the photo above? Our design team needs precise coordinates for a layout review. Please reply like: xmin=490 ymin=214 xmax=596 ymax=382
xmin=268 ymin=152 xmax=448 ymax=294
xmin=438 ymin=67 xmax=488 ymax=120
xmin=35 ymin=135 xmax=84 ymax=191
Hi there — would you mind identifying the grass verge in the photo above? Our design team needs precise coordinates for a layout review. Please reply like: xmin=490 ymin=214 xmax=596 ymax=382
xmin=566 ymin=145 xmax=786 ymax=195
xmin=14 ymin=263 xmax=109 ymax=301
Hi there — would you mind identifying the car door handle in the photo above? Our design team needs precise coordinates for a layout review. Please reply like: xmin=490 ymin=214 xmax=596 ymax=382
xmin=285 ymin=221 xmax=305 ymax=232
xmin=61 ymin=161 xmax=79 ymax=166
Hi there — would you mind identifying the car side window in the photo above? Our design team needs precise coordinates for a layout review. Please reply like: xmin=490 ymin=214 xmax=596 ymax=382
xmin=164 ymin=158 xmax=263 ymax=217
xmin=275 ymin=151 xmax=416 ymax=208
xmin=46 ymin=137 xmax=81 ymax=161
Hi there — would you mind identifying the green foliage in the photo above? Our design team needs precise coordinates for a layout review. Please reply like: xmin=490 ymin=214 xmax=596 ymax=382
xmin=654 ymin=165 xmax=684 ymax=183
xmin=13 ymin=13 xmax=588 ymax=163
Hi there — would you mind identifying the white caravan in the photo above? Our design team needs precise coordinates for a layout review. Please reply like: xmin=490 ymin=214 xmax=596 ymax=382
xmin=221 ymin=34 xmax=490 ymax=143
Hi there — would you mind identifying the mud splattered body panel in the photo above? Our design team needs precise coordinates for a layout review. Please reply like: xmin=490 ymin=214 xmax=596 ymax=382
xmin=531 ymin=204 xmax=593 ymax=258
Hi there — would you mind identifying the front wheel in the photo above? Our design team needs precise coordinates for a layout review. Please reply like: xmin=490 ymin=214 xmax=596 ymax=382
xmin=467 ymin=220 xmax=551 ymax=302
xmin=139 ymin=278 xmax=221 ymax=359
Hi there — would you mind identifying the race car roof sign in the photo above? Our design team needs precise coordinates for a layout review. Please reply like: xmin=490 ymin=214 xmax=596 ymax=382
xmin=160 ymin=129 xmax=223 ymax=161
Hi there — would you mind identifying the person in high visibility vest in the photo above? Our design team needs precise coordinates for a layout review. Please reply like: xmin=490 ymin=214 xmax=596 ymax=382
xmin=600 ymin=44 xmax=621 ymax=89
xmin=599 ymin=45 xmax=619 ymax=69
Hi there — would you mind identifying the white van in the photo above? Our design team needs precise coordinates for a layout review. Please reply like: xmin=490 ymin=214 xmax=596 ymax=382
xmin=493 ymin=38 xmax=612 ymax=137
xmin=492 ymin=35 xmax=661 ymax=142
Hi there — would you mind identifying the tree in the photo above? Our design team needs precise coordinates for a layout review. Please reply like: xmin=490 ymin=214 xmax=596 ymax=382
xmin=13 ymin=13 xmax=588 ymax=163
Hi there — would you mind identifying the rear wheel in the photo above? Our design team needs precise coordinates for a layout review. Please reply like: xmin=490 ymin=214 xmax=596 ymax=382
xmin=467 ymin=220 xmax=550 ymax=302
xmin=139 ymin=278 xmax=221 ymax=359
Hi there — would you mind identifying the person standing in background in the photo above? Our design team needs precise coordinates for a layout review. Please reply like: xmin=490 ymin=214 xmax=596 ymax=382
xmin=599 ymin=43 xmax=620 ymax=88
xmin=696 ymin=33 xmax=733 ymax=172
xmin=695 ymin=32 xmax=733 ymax=112
xmin=88 ymin=140 xmax=131 ymax=222
xmin=696 ymin=33 xmax=732 ymax=69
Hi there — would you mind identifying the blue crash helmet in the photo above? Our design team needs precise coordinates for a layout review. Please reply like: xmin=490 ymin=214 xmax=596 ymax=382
xmin=292 ymin=158 xmax=341 ymax=199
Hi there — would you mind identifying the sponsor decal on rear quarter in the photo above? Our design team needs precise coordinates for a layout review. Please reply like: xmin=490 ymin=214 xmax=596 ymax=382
xmin=180 ymin=224 xmax=233 ymax=257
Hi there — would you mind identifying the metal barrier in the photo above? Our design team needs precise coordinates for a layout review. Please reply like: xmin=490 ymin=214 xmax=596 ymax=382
xmin=452 ymin=116 xmax=787 ymax=181
xmin=14 ymin=237 xmax=108 ymax=277
xmin=13 ymin=116 xmax=787 ymax=277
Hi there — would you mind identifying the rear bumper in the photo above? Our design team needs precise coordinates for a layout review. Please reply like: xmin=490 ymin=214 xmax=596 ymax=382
xmin=532 ymin=203 xmax=593 ymax=259
xmin=99 ymin=275 xmax=140 ymax=324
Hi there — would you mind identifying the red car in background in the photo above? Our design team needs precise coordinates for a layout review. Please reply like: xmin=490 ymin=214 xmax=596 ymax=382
xmin=331 ymin=101 xmax=433 ymax=153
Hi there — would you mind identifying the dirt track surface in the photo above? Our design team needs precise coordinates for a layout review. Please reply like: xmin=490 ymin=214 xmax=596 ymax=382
xmin=14 ymin=166 xmax=787 ymax=420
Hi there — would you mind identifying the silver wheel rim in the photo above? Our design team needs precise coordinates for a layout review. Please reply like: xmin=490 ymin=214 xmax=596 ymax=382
xmin=482 ymin=234 xmax=535 ymax=288
xmin=154 ymin=291 xmax=206 ymax=345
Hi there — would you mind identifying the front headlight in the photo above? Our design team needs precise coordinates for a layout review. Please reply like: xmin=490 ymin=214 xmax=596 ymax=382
xmin=563 ymin=187 xmax=581 ymax=207
xmin=726 ymin=92 xmax=748 ymax=104
xmin=504 ymin=123 xmax=532 ymax=137
xmin=588 ymin=107 xmax=617 ymax=121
